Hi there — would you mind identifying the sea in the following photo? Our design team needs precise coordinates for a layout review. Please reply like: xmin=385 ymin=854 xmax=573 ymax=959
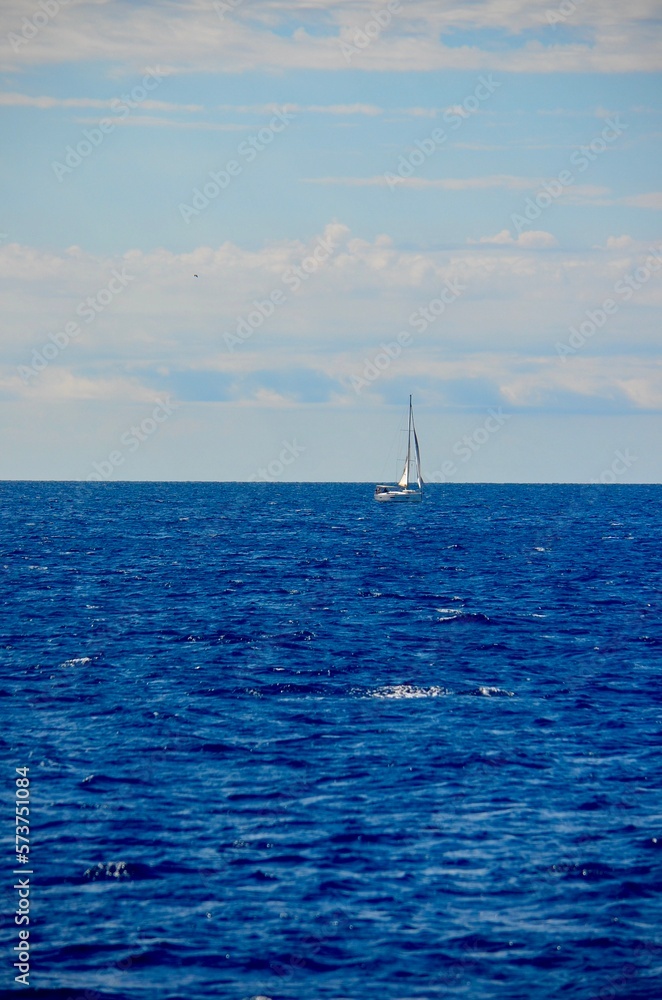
xmin=1 ymin=482 xmax=661 ymax=1000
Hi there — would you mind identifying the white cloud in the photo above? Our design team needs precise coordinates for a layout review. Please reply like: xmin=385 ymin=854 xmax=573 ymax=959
xmin=305 ymin=175 xmax=540 ymax=190
xmin=0 ymin=91 xmax=202 ymax=112
xmin=622 ymin=192 xmax=662 ymax=209
xmin=5 ymin=367 xmax=157 ymax=403
xmin=0 ymin=91 xmax=444 ymax=124
xmin=1 ymin=0 xmax=661 ymax=74
xmin=444 ymin=104 xmax=470 ymax=119
xmin=557 ymin=184 xmax=613 ymax=204
xmin=2 ymin=223 xmax=661 ymax=410
xmin=499 ymin=358 xmax=662 ymax=411
xmin=605 ymin=235 xmax=635 ymax=248
xmin=617 ymin=377 xmax=662 ymax=409
xmin=469 ymin=229 xmax=559 ymax=248
xmin=73 ymin=115 xmax=248 ymax=131
xmin=516 ymin=231 xmax=559 ymax=248
xmin=565 ymin=191 xmax=662 ymax=210
xmin=218 ymin=102 xmax=386 ymax=116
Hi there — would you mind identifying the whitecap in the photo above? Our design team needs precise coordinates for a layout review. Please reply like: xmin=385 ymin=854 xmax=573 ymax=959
xmin=370 ymin=684 xmax=448 ymax=699
xmin=460 ymin=686 xmax=514 ymax=697
xmin=61 ymin=657 xmax=92 ymax=668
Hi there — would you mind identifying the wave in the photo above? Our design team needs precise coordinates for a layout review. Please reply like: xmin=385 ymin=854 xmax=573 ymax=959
xmin=365 ymin=684 xmax=514 ymax=699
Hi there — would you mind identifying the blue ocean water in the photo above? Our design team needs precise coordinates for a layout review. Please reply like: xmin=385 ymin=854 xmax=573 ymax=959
xmin=1 ymin=482 xmax=661 ymax=1000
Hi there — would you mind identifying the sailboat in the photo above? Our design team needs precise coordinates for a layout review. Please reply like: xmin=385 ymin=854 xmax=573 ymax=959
xmin=374 ymin=396 xmax=423 ymax=502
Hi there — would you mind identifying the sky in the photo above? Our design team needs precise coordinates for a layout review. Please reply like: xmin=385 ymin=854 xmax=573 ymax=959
xmin=1 ymin=0 xmax=661 ymax=482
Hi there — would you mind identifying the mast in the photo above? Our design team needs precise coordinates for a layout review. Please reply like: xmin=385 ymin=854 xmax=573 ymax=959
xmin=407 ymin=394 xmax=412 ymax=484
xmin=398 ymin=395 xmax=412 ymax=488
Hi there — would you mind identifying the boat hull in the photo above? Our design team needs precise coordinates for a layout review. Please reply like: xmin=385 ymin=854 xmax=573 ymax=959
xmin=374 ymin=489 xmax=422 ymax=502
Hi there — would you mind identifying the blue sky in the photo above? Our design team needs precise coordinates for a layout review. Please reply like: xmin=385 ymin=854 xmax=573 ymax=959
xmin=1 ymin=0 xmax=661 ymax=481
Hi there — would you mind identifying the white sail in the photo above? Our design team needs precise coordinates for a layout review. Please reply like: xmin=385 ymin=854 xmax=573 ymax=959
xmin=397 ymin=459 xmax=409 ymax=488
xmin=413 ymin=426 xmax=423 ymax=488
